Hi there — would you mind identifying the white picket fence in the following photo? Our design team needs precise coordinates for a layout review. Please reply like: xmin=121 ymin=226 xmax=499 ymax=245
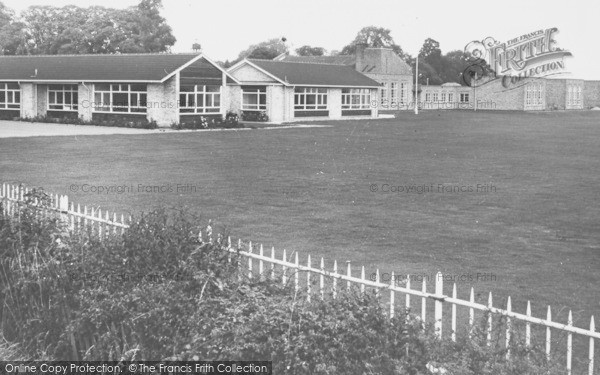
xmin=1 ymin=182 xmax=598 ymax=374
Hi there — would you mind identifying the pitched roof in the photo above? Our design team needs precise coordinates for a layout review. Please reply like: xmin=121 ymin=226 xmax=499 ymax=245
xmin=277 ymin=55 xmax=356 ymax=66
xmin=0 ymin=53 xmax=214 ymax=82
xmin=246 ymin=59 xmax=380 ymax=88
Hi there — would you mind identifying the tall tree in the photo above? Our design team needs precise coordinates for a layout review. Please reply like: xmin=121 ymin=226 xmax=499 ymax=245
xmin=339 ymin=26 xmax=411 ymax=63
xmin=232 ymin=38 xmax=287 ymax=64
xmin=14 ymin=0 xmax=175 ymax=55
xmin=295 ymin=45 xmax=325 ymax=56
xmin=0 ymin=2 xmax=25 ymax=55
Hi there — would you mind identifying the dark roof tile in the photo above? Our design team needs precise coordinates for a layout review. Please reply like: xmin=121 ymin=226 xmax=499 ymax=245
xmin=0 ymin=53 xmax=201 ymax=82
xmin=247 ymin=59 xmax=380 ymax=88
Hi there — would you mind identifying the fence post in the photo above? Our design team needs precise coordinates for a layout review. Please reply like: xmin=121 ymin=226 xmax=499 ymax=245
xmin=590 ymin=316 xmax=595 ymax=375
xmin=434 ymin=272 xmax=443 ymax=338
xmin=469 ymin=287 xmax=475 ymax=339
xmin=59 ymin=195 xmax=69 ymax=227
xmin=506 ymin=296 xmax=512 ymax=359
xmin=306 ymin=254 xmax=311 ymax=302
xmin=567 ymin=310 xmax=573 ymax=375
xmin=525 ymin=301 xmax=532 ymax=348
xmin=487 ymin=292 xmax=493 ymax=346
xmin=451 ymin=283 xmax=457 ymax=342
xmin=546 ymin=306 xmax=552 ymax=361
xmin=389 ymin=271 xmax=395 ymax=319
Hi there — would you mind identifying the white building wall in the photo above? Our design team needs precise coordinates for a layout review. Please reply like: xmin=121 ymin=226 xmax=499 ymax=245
xmin=20 ymin=83 xmax=37 ymax=119
xmin=146 ymin=75 xmax=179 ymax=127
xmin=328 ymin=89 xmax=342 ymax=119
xmin=78 ymin=83 xmax=93 ymax=121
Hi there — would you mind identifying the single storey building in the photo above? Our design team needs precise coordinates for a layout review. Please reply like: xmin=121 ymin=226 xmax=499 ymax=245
xmin=0 ymin=53 xmax=238 ymax=127
xmin=227 ymin=59 xmax=381 ymax=122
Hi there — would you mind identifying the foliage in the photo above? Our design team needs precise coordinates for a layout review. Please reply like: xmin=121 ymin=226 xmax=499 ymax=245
xmin=339 ymin=26 xmax=412 ymax=63
xmin=225 ymin=38 xmax=288 ymax=67
xmin=0 ymin=197 xmax=577 ymax=373
xmin=171 ymin=114 xmax=244 ymax=130
xmin=0 ymin=0 xmax=175 ymax=55
xmin=241 ymin=110 xmax=269 ymax=122
xmin=295 ymin=45 xmax=326 ymax=56
xmin=20 ymin=114 xmax=158 ymax=129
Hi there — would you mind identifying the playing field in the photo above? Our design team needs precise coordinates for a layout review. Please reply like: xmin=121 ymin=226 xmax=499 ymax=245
xmin=1 ymin=110 xmax=599 ymax=328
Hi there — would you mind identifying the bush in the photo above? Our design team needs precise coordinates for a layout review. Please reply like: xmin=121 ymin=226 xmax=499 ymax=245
xmin=241 ymin=110 xmax=269 ymax=122
xmin=20 ymin=115 xmax=158 ymax=129
xmin=0 ymin=198 xmax=573 ymax=372
xmin=171 ymin=114 xmax=244 ymax=130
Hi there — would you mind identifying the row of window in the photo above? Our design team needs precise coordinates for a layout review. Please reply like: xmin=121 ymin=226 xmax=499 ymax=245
xmin=380 ymin=82 xmax=407 ymax=105
xmin=240 ymin=87 xmax=374 ymax=111
xmin=567 ymin=85 xmax=582 ymax=107
xmin=525 ymin=84 xmax=544 ymax=106
xmin=423 ymin=91 xmax=470 ymax=103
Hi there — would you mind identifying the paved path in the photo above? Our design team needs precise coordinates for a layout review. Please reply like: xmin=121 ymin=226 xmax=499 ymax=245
xmin=0 ymin=120 xmax=332 ymax=138
xmin=0 ymin=120 xmax=164 ymax=138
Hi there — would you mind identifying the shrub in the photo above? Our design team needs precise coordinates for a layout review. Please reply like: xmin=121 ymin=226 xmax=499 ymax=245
xmin=0 ymin=198 xmax=576 ymax=372
xmin=19 ymin=115 xmax=158 ymax=129
xmin=241 ymin=110 xmax=269 ymax=122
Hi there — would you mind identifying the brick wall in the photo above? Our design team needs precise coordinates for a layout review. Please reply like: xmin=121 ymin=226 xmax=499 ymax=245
xmin=584 ymin=81 xmax=600 ymax=109
xmin=20 ymin=83 xmax=36 ymax=119
xmin=267 ymin=85 xmax=286 ymax=123
xmin=473 ymin=78 xmax=526 ymax=110
xmin=147 ymin=75 xmax=179 ymax=127
xmin=78 ymin=83 xmax=93 ymax=121
xmin=328 ymin=89 xmax=342 ymax=119
xmin=545 ymin=79 xmax=566 ymax=110
xmin=36 ymin=85 xmax=48 ymax=117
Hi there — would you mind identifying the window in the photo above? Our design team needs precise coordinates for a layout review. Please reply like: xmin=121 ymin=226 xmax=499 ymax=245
xmin=425 ymin=93 xmax=431 ymax=102
xmin=399 ymin=83 xmax=406 ymax=103
xmin=577 ymin=86 xmax=582 ymax=106
xmin=242 ymin=86 xmax=267 ymax=111
xmin=380 ymin=83 xmax=388 ymax=106
xmin=441 ymin=92 xmax=446 ymax=102
xmin=432 ymin=93 xmax=439 ymax=102
xmin=526 ymin=85 xmax=533 ymax=105
xmin=390 ymin=82 xmax=398 ymax=104
xmin=567 ymin=84 xmax=582 ymax=108
xmin=341 ymin=89 xmax=371 ymax=109
xmin=294 ymin=88 xmax=327 ymax=110
xmin=0 ymin=83 xmax=20 ymax=109
xmin=460 ymin=93 xmax=470 ymax=103
xmin=448 ymin=93 xmax=454 ymax=102
xmin=180 ymin=85 xmax=221 ymax=114
xmin=93 ymin=84 xmax=147 ymax=113
xmin=48 ymin=84 xmax=78 ymax=111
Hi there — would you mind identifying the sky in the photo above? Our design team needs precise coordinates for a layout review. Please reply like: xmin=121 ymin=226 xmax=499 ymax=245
xmin=3 ymin=0 xmax=600 ymax=79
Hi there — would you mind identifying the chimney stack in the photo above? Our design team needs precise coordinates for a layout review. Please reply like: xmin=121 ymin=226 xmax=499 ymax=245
xmin=355 ymin=43 xmax=368 ymax=71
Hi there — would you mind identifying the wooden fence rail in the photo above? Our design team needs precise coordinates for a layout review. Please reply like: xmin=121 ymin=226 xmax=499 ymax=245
xmin=1 ymin=182 xmax=597 ymax=373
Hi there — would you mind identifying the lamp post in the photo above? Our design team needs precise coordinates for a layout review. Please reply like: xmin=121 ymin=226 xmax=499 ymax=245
xmin=414 ymin=54 xmax=419 ymax=114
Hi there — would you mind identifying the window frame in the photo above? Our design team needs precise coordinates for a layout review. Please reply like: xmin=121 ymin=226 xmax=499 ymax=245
xmin=47 ymin=84 xmax=79 ymax=111
xmin=341 ymin=88 xmax=372 ymax=110
xmin=460 ymin=93 xmax=470 ymax=103
xmin=92 ymin=83 xmax=147 ymax=114
xmin=294 ymin=87 xmax=328 ymax=111
xmin=179 ymin=85 xmax=221 ymax=114
xmin=241 ymin=86 xmax=267 ymax=111
xmin=0 ymin=83 xmax=20 ymax=110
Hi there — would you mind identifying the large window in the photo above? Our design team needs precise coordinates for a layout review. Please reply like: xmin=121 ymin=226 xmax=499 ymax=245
xmin=448 ymin=93 xmax=454 ymax=102
xmin=180 ymin=85 xmax=221 ymax=114
xmin=342 ymin=89 xmax=371 ymax=109
xmin=0 ymin=83 xmax=20 ymax=109
xmin=460 ymin=93 xmax=470 ymax=103
xmin=294 ymin=88 xmax=327 ymax=110
xmin=93 ymin=84 xmax=147 ymax=113
xmin=380 ymin=84 xmax=388 ymax=106
xmin=567 ymin=84 xmax=582 ymax=108
xmin=48 ymin=84 xmax=78 ymax=111
xmin=242 ymin=86 xmax=267 ymax=111
xmin=399 ymin=83 xmax=407 ymax=104
xmin=390 ymin=82 xmax=398 ymax=105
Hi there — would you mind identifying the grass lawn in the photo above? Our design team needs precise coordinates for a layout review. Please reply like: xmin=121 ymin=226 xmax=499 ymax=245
xmin=1 ymin=110 xmax=599 ymax=334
